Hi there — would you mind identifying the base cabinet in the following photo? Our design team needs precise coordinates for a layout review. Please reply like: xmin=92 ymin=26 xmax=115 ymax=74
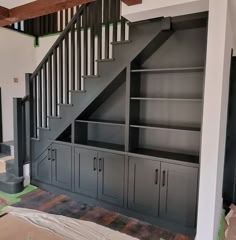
xmin=128 ymin=157 xmax=160 ymax=216
xmin=159 ymin=162 xmax=198 ymax=227
xmin=74 ymin=148 xmax=98 ymax=198
xmin=34 ymin=143 xmax=72 ymax=191
xmin=34 ymin=144 xmax=198 ymax=229
xmin=74 ymin=147 xmax=125 ymax=206
xmin=128 ymin=157 xmax=198 ymax=228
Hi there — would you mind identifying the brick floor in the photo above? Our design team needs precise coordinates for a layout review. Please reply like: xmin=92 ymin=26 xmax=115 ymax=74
xmin=14 ymin=188 xmax=193 ymax=240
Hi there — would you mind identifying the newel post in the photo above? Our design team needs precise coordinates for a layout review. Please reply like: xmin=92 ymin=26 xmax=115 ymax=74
xmin=25 ymin=73 xmax=33 ymax=164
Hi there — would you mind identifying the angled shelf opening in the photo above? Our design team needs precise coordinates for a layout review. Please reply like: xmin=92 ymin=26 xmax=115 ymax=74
xmin=56 ymin=125 xmax=72 ymax=143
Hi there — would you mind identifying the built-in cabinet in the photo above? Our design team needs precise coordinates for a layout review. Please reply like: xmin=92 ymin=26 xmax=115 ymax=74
xmin=32 ymin=28 xmax=207 ymax=232
xmin=74 ymin=147 xmax=125 ymax=206
xmin=128 ymin=157 xmax=198 ymax=227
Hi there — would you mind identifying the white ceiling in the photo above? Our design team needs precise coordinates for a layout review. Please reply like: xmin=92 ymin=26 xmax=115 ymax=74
xmin=0 ymin=0 xmax=35 ymax=8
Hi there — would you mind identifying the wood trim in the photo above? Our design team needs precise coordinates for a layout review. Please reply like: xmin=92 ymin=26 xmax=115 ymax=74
xmin=0 ymin=0 xmax=95 ymax=27
xmin=0 ymin=6 xmax=9 ymax=19
xmin=122 ymin=0 xmax=142 ymax=6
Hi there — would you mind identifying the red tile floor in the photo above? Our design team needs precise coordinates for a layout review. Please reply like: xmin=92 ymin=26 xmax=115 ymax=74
xmin=14 ymin=188 xmax=193 ymax=240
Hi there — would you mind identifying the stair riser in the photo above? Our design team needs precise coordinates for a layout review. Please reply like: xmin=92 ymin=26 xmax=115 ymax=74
xmin=33 ymin=20 xmax=165 ymax=158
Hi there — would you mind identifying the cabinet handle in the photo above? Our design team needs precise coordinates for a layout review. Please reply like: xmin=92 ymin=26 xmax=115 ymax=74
xmin=99 ymin=158 xmax=103 ymax=172
xmin=162 ymin=170 xmax=166 ymax=187
xmin=48 ymin=148 xmax=51 ymax=161
xmin=93 ymin=157 xmax=97 ymax=171
xmin=51 ymin=149 xmax=56 ymax=161
xmin=155 ymin=169 xmax=159 ymax=185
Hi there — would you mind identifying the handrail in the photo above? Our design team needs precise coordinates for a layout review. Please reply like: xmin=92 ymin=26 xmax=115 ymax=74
xmin=28 ymin=0 xmax=126 ymax=138
xmin=31 ymin=5 xmax=85 ymax=79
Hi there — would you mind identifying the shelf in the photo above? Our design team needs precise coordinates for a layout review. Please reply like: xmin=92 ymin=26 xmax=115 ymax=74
xmin=131 ymin=148 xmax=199 ymax=164
xmin=130 ymin=97 xmax=202 ymax=102
xmin=76 ymin=119 xmax=125 ymax=127
xmin=130 ymin=123 xmax=201 ymax=132
xmin=78 ymin=140 xmax=125 ymax=152
xmin=131 ymin=67 xmax=204 ymax=73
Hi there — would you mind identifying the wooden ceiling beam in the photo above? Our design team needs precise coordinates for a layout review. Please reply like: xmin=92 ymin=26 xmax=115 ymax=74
xmin=0 ymin=6 xmax=9 ymax=19
xmin=0 ymin=0 xmax=95 ymax=27
xmin=122 ymin=0 xmax=142 ymax=6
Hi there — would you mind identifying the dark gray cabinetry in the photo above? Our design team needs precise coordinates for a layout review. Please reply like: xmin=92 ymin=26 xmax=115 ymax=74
xmin=159 ymin=162 xmax=198 ymax=227
xmin=98 ymin=151 xmax=125 ymax=206
xmin=128 ymin=157 xmax=160 ymax=216
xmin=128 ymin=156 xmax=198 ymax=227
xmin=34 ymin=143 xmax=72 ymax=190
xmin=34 ymin=148 xmax=52 ymax=184
xmin=74 ymin=147 xmax=98 ymax=198
xmin=74 ymin=147 xmax=125 ymax=206
xmin=51 ymin=143 xmax=72 ymax=191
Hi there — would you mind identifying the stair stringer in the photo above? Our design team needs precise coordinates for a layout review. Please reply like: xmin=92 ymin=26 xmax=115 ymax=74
xmin=31 ymin=19 xmax=173 ymax=160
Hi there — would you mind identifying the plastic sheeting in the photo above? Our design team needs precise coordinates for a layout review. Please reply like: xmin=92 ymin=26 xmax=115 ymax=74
xmin=4 ymin=206 xmax=139 ymax=240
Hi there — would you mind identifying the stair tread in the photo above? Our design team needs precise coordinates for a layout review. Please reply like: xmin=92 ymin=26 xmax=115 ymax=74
xmin=82 ymin=75 xmax=100 ymax=78
xmin=111 ymin=40 xmax=131 ymax=45
xmin=0 ymin=154 xmax=14 ymax=162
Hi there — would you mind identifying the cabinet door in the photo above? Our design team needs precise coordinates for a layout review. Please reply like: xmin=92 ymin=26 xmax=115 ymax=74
xmin=160 ymin=163 xmax=198 ymax=227
xmin=33 ymin=147 xmax=52 ymax=184
xmin=128 ymin=157 xmax=160 ymax=217
xmin=74 ymin=147 xmax=98 ymax=198
xmin=51 ymin=143 xmax=72 ymax=191
xmin=98 ymin=152 xmax=125 ymax=206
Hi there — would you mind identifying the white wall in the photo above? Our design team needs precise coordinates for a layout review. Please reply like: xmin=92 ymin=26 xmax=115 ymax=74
xmin=0 ymin=28 xmax=35 ymax=142
xmin=35 ymin=34 xmax=58 ymax=65
xmin=122 ymin=0 xmax=209 ymax=22
xmin=196 ymin=0 xmax=234 ymax=239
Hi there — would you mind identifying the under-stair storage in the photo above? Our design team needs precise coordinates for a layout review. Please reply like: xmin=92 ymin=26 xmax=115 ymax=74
xmin=128 ymin=156 xmax=198 ymax=228
xmin=74 ymin=147 xmax=125 ymax=206
xmin=27 ymin=5 xmax=208 ymax=235
xmin=34 ymin=143 xmax=72 ymax=190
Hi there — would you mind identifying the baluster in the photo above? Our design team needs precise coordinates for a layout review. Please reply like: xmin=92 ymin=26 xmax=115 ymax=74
xmin=65 ymin=35 xmax=69 ymax=103
xmin=43 ymin=63 xmax=48 ymax=127
xmin=65 ymin=9 xmax=69 ymax=26
xmin=90 ymin=5 xmax=95 ymax=75
xmin=48 ymin=56 xmax=52 ymax=116
xmin=104 ymin=0 xmax=109 ymax=59
xmin=60 ymin=10 xmax=63 ymax=32
xmin=33 ymin=77 xmax=38 ymax=138
xmin=53 ymin=49 xmax=58 ymax=115
xmin=121 ymin=17 xmax=126 ymax=41
xmin=83 ymin=6 xmax=88 ymax=76
xmin=59 ymin=42 xmax=64 ymax=103
xmin=71 ymin=23 xmax=75 ymax=90
xmin=97 ymin=0 xmax=102 ymax=60
xmin=38 ymin=70 xmax=42 ymax=128
xmin=77 ymin=15 xmax=81 ymax=90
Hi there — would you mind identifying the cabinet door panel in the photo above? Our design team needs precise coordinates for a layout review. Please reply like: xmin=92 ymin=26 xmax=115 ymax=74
xmin=52 ymin=143 xmax=72 ymax=191
xmin=74 ymin=147 xmax=98 ymax=198
xmin=128 ymin=157 xmax=160 ymax=217
xmin=33 ymin=147 xmax=52 ymax=184
xmin=160 ymin=163 xmax=198 ymax=227
xmin=98 ymin=152 xmax=125 ymax=206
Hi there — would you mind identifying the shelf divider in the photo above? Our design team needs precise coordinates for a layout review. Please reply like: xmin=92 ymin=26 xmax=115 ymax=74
xmin=76 ymin=119 xmax=125 ymax=127
xmin=131 ymin=66 xmax=205 ymax=73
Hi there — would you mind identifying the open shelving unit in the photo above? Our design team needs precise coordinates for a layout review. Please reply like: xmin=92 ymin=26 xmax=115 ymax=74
xmin=128 ymin=63 xmax=204 ymax=163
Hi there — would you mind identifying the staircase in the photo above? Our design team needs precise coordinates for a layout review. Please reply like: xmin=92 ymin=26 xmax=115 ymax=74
xmin=0 ymin=142 xmax=23 ymax=194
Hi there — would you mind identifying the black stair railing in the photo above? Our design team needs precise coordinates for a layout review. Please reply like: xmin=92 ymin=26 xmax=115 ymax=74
xmin=13 ymin=0 xmax=128 ymax=169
